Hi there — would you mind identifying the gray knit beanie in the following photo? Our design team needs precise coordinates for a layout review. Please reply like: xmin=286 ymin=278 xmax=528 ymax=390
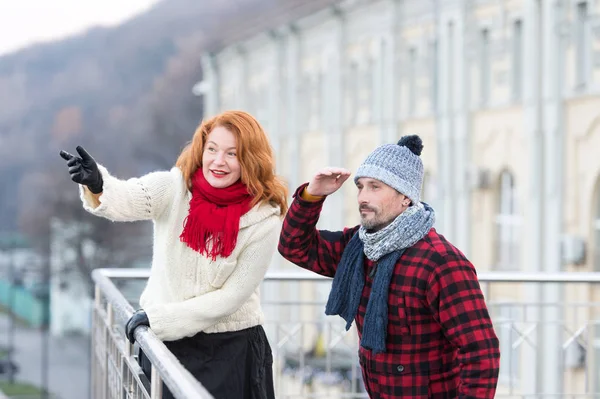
xmin=354 ymin=135 xmax=424 ymax=204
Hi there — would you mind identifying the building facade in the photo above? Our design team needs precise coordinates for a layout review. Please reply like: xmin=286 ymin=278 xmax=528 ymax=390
xmin=198 ymin=0 xmax=600 ymax=395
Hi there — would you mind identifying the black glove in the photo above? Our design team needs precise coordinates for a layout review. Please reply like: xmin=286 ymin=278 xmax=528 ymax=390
xmin=59 ymin=146 xmax=104 ymax=194
xmin=125 ymin=309 xmax=150 ymax=344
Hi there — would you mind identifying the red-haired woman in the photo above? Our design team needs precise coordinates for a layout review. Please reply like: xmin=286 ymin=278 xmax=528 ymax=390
xmin=59 ymin=110 xmax=287 ymax=399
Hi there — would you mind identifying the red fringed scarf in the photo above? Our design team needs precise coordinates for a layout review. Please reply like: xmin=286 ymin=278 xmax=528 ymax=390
xmin=180 ymin=170 xmax=253 ymax=260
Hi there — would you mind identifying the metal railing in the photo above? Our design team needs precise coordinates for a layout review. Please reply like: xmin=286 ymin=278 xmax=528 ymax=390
xmin=91 ymin=269 xmax=214 ymax=399
xmin=92 ymin=268 xmax=600 ymax=398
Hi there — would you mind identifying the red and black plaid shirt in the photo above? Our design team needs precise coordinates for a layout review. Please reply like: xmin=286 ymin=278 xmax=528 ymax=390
xmin=278 ymin=185 xmax=501 ymax=399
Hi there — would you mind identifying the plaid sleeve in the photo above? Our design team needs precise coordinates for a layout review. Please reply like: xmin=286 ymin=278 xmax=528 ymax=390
xmin=426 ymin=252 xmax=501 ymax=399
xmin=278 ymin=183 xmax=356 ymax=278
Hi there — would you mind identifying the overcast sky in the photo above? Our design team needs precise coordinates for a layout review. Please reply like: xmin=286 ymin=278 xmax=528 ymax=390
xmin=0 ymin=0 xmax=159 ymax=56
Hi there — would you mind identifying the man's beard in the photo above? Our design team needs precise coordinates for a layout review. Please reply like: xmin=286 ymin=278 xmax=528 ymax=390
xmin=360 ymin=205 xmax=386 ymax=232
xmin=361 ymin=218 xmax=381 ymax=231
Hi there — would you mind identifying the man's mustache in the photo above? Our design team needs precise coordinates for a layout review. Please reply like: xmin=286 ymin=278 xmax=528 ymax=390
xmin=359 ymin=205 xmax=376 ymax=212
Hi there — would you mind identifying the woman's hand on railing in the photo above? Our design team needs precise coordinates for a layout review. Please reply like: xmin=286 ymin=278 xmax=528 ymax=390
xmin=125 ymin=309 xmax=150 ymax=344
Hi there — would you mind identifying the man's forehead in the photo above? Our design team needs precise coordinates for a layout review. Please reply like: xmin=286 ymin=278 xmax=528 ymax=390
xmin=356 ymin=177 xmax=386 ymax=185
xmin=356 ymin=177 xmax=404 ymax=196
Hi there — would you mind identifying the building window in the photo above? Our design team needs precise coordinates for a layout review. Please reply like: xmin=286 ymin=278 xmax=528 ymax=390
xmin=258 ymin=85 xmax=270 ymax=125
xmin=308 ymin=72 xmax=322 ymax=131
xmin=594 ymin=179 xmax=600 ymax=271
xmin=248 ymin=80 xmax=269 ymax=123
xmin=421 ymin=171 xmax=430 ymax=203
xmin=347 ymin=62 xmax=359 ymax=126
xmin=494 ymin=171 xmax=521 ymax=270
xmin=480 ymin=28 xmax=491 ymax=105
xmin=407 ymin=47 xmax=417 ymax=116
xmin=512 ymin=19 xmax=523 ymax=101
xmin=447 ymin=22 xmax=454 ymax=111
xmin=576 ymin=1 xmax=589 ymax=88
xmin=373 ymin=39 xmax=386 ymax=123
xmin=357 ymin=59 xmax=373 ymax=125
xmin=593 ymin=177 xmax=600 ymax=391
xmin=430 ymin=40 xmax=438 ymax=113
xmin=246 ymin=85 xmax=257 ymax=117
xmin=421 ymin=171 xmax=438 ymax=205
xmin=297 ymin=73 xmax=308 ymax=130
xmin=299 ymin=72 xmax=321 ymax=131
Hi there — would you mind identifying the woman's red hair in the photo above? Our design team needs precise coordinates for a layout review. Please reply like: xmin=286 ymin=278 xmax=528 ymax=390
xmin=176 ymin=110 xmax=288 ymax=214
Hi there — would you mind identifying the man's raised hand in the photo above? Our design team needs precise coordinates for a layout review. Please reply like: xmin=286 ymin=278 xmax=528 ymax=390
xmin=306 ymin=167 xmax=351 ymax=197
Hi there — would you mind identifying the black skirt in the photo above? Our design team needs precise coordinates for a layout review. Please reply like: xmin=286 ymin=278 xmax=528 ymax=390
xmin=139 ymin=325 xmax=275 ymax=399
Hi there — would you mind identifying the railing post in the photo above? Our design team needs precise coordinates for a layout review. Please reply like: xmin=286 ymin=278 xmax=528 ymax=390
xmin=151 ymin=364 xmax=163 ymax=399
xmin=123 ymin=341 xmax=133 ymax=399
xmin=105 ymin=302 xmax=113 ymax=399
xmin=91 ymin=285 xmax=100 ymax=399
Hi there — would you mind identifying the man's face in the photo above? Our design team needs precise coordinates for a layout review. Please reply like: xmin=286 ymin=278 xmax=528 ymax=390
xmin=356 ymin=177 xmax=409 ymax=232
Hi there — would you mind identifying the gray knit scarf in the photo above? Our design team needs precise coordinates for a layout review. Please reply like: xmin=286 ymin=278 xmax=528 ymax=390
xmin=359 ymin=202 xmax=435 ymax=261
xmin=325 ymin=202 xmax=435 ymax=353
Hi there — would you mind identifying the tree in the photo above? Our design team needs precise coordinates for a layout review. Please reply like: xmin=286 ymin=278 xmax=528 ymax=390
xmin=129 ymin=33 xmax=206 ymax=170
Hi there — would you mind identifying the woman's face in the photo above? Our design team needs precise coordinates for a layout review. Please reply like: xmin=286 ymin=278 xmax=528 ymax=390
xmin=202 ymin=126 xmax=241 ymax=188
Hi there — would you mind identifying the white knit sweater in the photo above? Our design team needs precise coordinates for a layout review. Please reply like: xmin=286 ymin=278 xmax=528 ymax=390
xmin=80 ymin=165 xmax=282 ymax=341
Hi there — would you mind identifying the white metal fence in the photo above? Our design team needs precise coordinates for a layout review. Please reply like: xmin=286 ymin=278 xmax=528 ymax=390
xmin=92 ymin=268 xmax=600 ymax=398
xmin=91 ymin=269 xmax=214 ymax=399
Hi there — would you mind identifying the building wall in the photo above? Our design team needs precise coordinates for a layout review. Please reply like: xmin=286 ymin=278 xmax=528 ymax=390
xmin=204 ymin=0 xmax=600 ymax=392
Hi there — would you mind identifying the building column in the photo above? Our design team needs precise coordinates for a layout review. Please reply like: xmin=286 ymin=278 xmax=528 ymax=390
xmin=321 ymin=8 xmax=347 ymax=229
xmin=522 ymin=0 xmax=543 ymax=393
xmin=379 ymin=0 xmax=403 ymax=145
xmin=453 ymin=1 xmax=471 ymax=255
xmin=275 ymin=26 xmax=303 ymax=334
xmin=435 ymin=6 xmax=456 ymax=240
xmin=237 ymin=46 xmax=249 ymax=110
xmin=268 ymin=33 xmax=285 ymax=171
xmin=285 ymin=27 xmax=302 ymax=191
xmin=540 ymin=0 xmax=566 ymax=392
xmin=267 ymin=34 xmax=285 ymax=271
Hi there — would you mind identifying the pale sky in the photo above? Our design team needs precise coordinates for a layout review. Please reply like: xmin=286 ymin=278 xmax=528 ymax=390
xmin=0 ymin=0 xmax=160 ymax=56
